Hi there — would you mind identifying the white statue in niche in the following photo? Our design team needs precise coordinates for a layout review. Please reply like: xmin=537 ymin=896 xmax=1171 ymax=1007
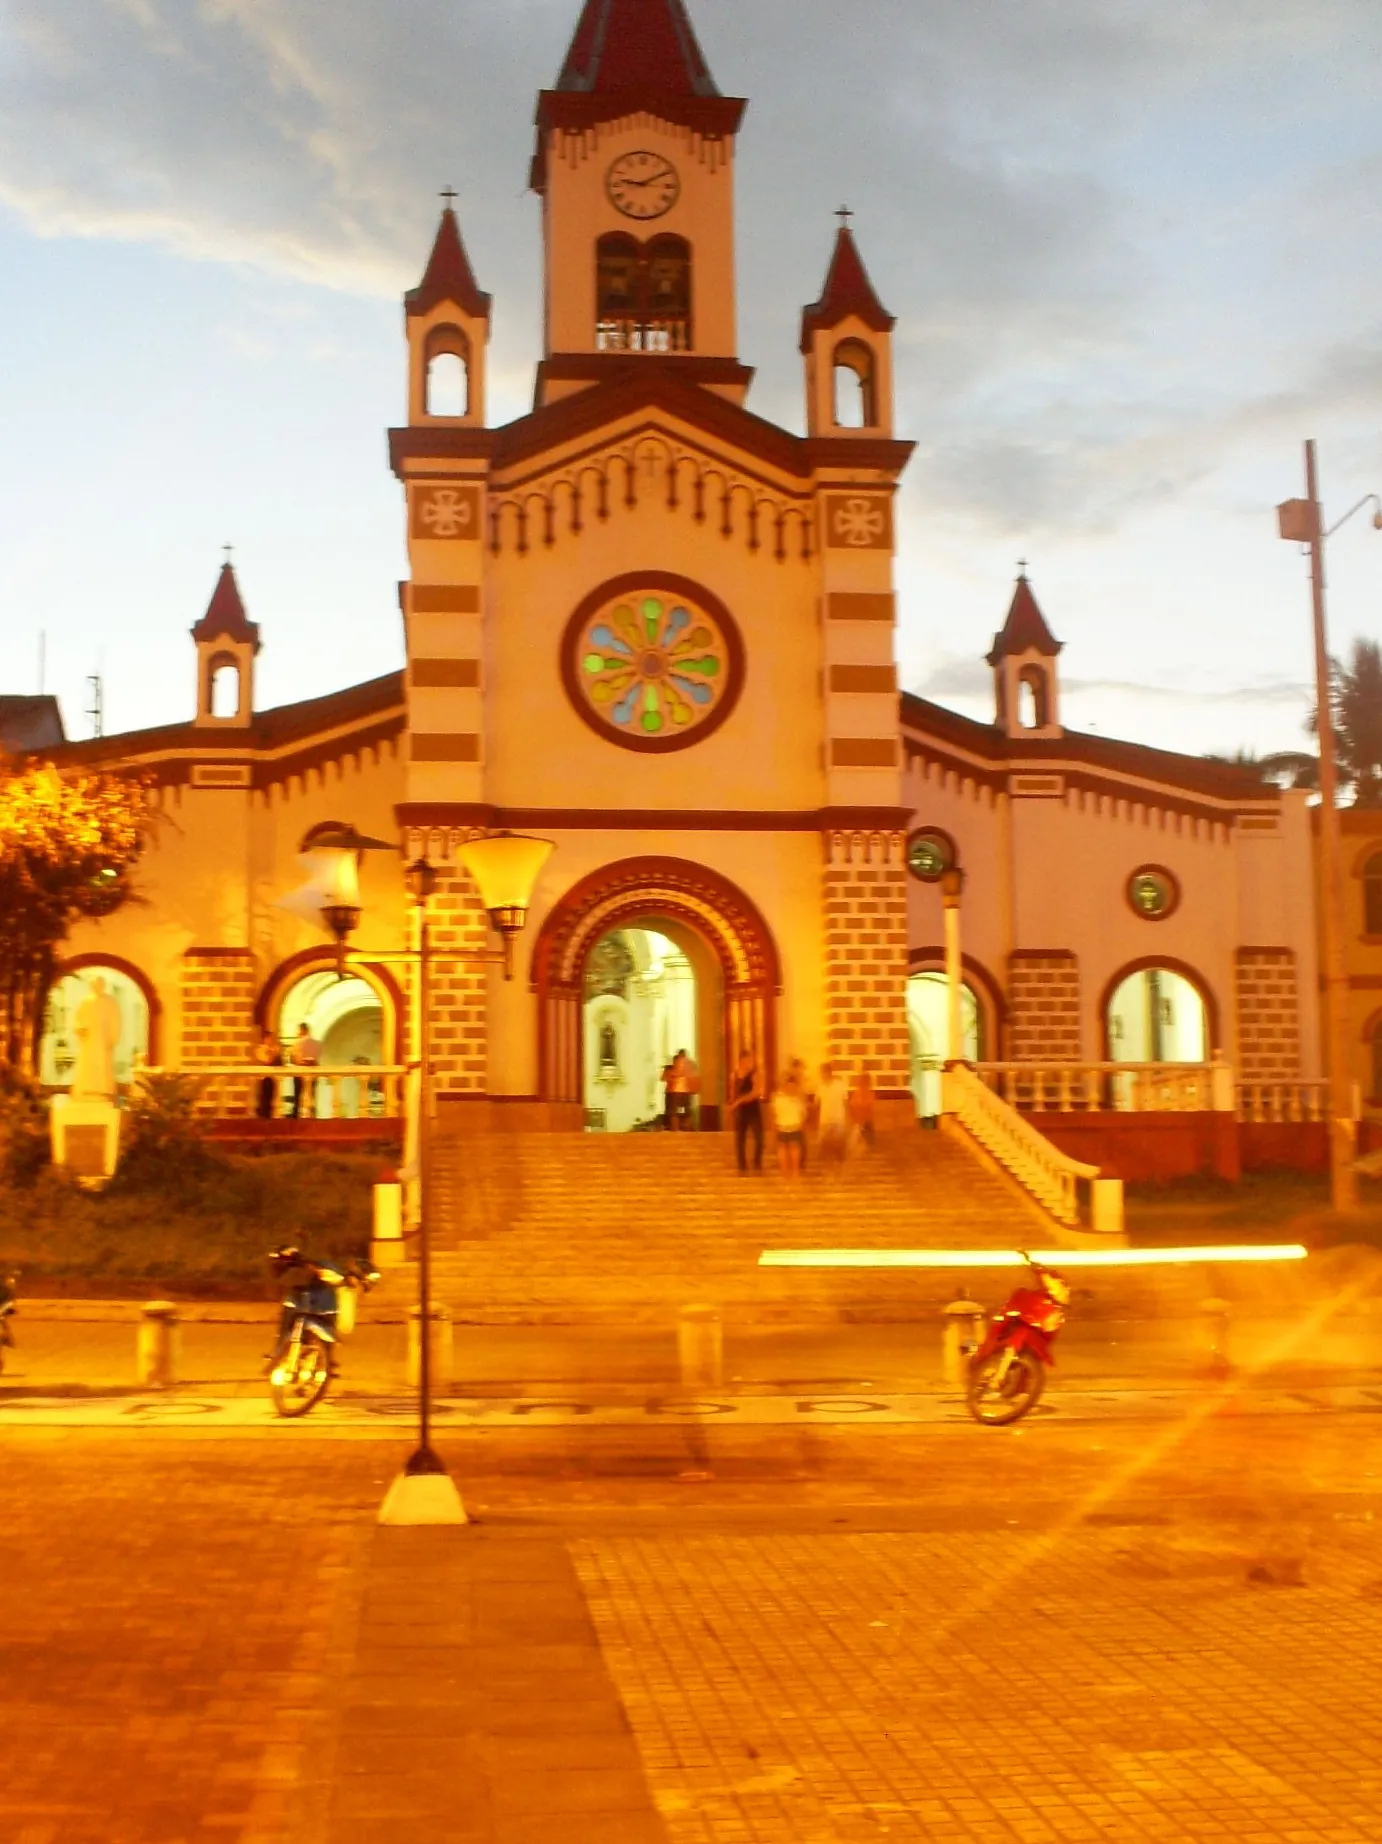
xmin=70 ymin=976 xmax=123 ymax=1101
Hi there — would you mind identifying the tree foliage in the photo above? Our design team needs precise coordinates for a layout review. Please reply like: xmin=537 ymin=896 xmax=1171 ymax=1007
xmin=1332 ymin=640 xmax=1382 ymax=807
xmin=0 ymin=758 xmax=150 ymax=1074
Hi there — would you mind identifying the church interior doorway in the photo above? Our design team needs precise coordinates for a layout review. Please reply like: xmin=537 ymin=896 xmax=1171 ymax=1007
xmin=906 ymin=970 xmax=983 ymax=1116
xmin=1107 ymin=966 xmax=1207 ymax=1064
xmin=40 ymin=965 xmax=150 ymax=1092
xmin=275 ymin=970 xmax=386 ymax=1118
xmin=582 ymin=923 xmax=714 ymax=1131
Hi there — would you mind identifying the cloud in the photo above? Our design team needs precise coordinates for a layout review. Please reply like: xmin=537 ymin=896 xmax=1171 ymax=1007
xmin=1 ymin=0 xmax=1380 ymax=535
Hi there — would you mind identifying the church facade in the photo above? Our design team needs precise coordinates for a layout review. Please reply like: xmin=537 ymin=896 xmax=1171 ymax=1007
xmin=35 ymin=0 xmax=1323 ymax=1141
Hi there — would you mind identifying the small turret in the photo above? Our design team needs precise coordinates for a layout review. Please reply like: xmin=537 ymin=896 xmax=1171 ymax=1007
xmin=192 ymin=561 xmax=259 ymax=728
xmin=405 ymin=202 xmax=493 ymax=427
xmin=801 ymin=217 xmax=896 ymax=438
xmin=988 ymin=572 xmax=1062 ymax=739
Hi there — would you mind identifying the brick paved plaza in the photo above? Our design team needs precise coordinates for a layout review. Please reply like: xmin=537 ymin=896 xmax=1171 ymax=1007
xmin=5 ymin=1407 xmax=1382 ymax=1843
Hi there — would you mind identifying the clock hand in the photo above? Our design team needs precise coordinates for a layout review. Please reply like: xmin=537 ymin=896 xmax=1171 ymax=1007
xmin=621 ymin=170 xmax=673 ymax=188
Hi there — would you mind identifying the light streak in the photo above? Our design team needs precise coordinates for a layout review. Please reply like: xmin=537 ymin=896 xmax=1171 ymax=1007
xmin=758 ymin=1245 xmax=1309 ymax=1269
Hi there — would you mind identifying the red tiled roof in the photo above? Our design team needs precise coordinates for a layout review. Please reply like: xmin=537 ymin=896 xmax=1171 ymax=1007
xmin=800 ymin=226 xmax=895 ymax=352
xmin=899 ymin=690 xmax=1274 ymax=802
xmin=406 ymin=207 xmax=492 ymax=321
xmin=191 ymin=563 xmax=261 ymax=652
xmin=986 ymin=575 xmax=1060 ymax=664
xmin=555 ymin=0 xmax=720 ymax=96
xmin=41 ymin=672 xmax=405 ymax=771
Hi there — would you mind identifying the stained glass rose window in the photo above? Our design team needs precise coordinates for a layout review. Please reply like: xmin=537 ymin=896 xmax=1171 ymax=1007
xmin=563 ymin=575 xmax=743 ymax=753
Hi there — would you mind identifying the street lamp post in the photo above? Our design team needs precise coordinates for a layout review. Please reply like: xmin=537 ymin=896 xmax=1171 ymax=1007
xmin=1278 ymin=443 xmax=1382 ymax=1213
xmin=280 ymin=825 xmax=554 ymax=1523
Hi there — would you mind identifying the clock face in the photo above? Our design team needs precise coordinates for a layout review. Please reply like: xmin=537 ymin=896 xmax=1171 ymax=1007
xmin=606 ymin=150 xmax=681 ymax=221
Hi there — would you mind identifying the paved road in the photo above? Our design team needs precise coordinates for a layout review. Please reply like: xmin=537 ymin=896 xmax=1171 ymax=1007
xmin=7 ymin=1409 xmax=1382 ymax=1842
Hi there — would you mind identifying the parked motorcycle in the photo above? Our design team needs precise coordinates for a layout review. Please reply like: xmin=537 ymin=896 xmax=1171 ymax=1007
xmin=0 ymin=1273 xmax=16 ymax=1374
xmin=965 ymin=1255 xmax=1071 ymax=1426
xmin=267 ymin=1247 xmax=378 ymax=1418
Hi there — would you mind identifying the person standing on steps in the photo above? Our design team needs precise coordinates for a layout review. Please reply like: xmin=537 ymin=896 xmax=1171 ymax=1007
xmin=771 ymin=1068 xmax=807 ymax=1181
xmin=849 ymin=1068 xmax=877 ymax=1153
xmin=662 ymin=1049 xmax=698 ymax=1131
xmin=788 ymin=1058 xmax=818 ymax=1174
xmin=817 ymin=1061 xmax=850 ymax=1168
xmin=729 ymin=1049 xmax=764 ymax=1174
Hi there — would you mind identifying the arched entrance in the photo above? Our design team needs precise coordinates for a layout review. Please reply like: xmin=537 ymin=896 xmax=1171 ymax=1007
xmin=533 ymin=857 xmax=781 ymax=1127
xmin=583 ymin=925 xmax=703 ymax=1132
xmin=1105 ymin=963 xmax=1210 ymax=1063
xmin=906 ymin=970 xmax=983 ymax=1118
xmin=258 ymin=952 xmax=402 ymax=1119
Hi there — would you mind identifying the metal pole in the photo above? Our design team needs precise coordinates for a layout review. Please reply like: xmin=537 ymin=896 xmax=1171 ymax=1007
xmin=406 ymin=889 xmax=445 ymax=1473
xmin=1306 ymin=439 xmax=1359 ymax=1212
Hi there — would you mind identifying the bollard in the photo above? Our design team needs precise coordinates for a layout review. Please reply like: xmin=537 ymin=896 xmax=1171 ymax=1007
xmin=137 ymin=1301 xmax=181 ymax=1389
xmin=407 ymin=1305 xmax=454 ymax=1393
xmin=942 ymin=1298 xmax=986 ymax=1387
xmin=1091 ymin=1177 xmax=1125 ymax=1236
xmin=678 ymin=1305 xmax=724 ymax=1389
xmin=1202 ymin=1297 xmax=1233 ymax=1381
xmin=371 ymin=1181 xmax=405 ymax=1270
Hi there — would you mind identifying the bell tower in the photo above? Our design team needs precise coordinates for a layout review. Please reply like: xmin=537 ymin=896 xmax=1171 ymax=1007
xmin=989 ymin=573 xmax=1064 ymax=740
xmin=530 ymin=0 xmax=748 ymax=404
xmin=802 ymin=216 xmax=897 ymax=439
xmin=191 ymin=560 xmax=258 ymax=729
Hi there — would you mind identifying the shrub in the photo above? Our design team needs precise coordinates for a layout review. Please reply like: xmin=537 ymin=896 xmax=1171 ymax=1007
xmin=110 ymin=1070 xmax=220 ymax=1196
xmin=0 ymin=1065 xmax=50 ymax=1187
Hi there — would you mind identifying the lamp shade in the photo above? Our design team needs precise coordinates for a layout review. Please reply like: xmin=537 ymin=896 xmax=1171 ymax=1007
xmin=456 ymin=832 xmax=555 ymax=913
xmin=278 ymin=846 xmax=363 ymax=923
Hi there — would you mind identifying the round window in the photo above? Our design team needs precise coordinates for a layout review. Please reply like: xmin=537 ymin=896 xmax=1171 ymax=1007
xmin=906 ymin=829 xmax=956 ymax=884
xmin=562 ymin=573 xmax=744 ymax=754
xmin=1128 ymin=865 xmax=1180 ymax=921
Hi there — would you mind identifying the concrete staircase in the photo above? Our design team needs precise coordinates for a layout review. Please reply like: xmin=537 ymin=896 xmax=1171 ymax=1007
xmin=400 ymin=1125 xmax=1087 ymax=1325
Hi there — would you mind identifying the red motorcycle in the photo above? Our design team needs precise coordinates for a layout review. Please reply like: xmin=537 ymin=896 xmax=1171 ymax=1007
xmin=965 ymin=1256 xmax=1071 ymax=1425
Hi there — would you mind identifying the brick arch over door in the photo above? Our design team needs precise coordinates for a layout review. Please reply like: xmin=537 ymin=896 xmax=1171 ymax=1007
xmin=531 ymin=857 xmax=782 ymax=1106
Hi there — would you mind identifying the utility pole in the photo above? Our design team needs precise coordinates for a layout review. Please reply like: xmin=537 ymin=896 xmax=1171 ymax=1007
xmin=85 ymin=674 xmax=104 ymax=740
xmin=1294 ymin=442 xmax=1357 ymax=1210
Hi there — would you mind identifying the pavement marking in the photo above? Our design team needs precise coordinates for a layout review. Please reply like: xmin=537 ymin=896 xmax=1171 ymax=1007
xmin=1 ymin=1383 xmax=1380 ymax=1431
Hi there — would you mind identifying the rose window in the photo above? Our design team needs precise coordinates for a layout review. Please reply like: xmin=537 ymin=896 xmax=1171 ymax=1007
xmin=565 ymin=580 xmax=742 ymax=753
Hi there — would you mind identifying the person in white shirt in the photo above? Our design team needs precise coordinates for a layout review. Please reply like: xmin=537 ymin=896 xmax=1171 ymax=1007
xmin=771 ymin=1070 xmax=807 ymax=1180
xmin=817 ymin=1061 xmax=850 ymax=1166
xmin=288 ymin=1024 xmax=322 ymax=1119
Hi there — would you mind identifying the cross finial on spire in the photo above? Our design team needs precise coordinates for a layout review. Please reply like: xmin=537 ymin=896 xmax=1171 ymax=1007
xmin=836 ymin=204 xmax=854 ymax=229
xmin=223 ymin=544 xmax=234 ymax=564
xmin=439 ymin=186 xmax=457 ymax=209
xmin=1017 ymin=557 xmax=1028 ymax=578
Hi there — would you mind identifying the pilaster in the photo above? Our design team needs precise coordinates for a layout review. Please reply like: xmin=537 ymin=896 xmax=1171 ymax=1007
xmin=822 ymin=828 xmax=910 ymax=1095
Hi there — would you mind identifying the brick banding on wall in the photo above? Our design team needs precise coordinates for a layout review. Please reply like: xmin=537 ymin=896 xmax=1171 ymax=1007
xmin=823 ymin=830 xmax=910 ymax=1090
xmin=180 ymin=947 xmax=258 ymax=1116
xmin=1008 ymin=950 xmax=1082 ymax=1061
xmin=428 ymin=864 xmax=489 ymax=1095
xmin=1235 ymin=947 xmax=1300 ymax=1079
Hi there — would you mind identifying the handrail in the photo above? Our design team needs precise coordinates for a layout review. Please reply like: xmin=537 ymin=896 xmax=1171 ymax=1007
xmin=128 ymin=1062 xmax=409 ymax=1119
xmin=974 ymin=1061 xmax=1219 ymax=1114
xmin=945 ymin=1063 xmax=1099 ymax=1227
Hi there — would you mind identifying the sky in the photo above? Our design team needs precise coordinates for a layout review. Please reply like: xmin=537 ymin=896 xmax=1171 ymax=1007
xmin=1 ymin=0 xmax=1380 ymax=760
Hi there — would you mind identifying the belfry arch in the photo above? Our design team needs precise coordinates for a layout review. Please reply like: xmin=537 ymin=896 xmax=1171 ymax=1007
xmin=532 ymin=857 xmax=781 ymax=1118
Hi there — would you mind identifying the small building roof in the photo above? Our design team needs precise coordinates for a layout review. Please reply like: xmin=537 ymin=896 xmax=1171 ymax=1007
xmin=554 ymin=0 xmax=720 ymax=96
xmin=405 ymin=206 xmax=493 ymax=322
xmin=191 ymin=562 xmax=261 ymax=654
xmin=800 ymin=225 xmax=895 ymax=353
xmin=986 ymin=574 xmax=1062 ymax=665
xmin=0 ymin=694 xmax=66 ymax=752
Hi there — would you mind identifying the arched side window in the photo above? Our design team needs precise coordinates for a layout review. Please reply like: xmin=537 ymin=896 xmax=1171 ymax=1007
xmin=424 ymin=325 xmax=470 ymax=416
xmin=40 ymin=963 xmax=153 ymax=1090
xmin=832 ymin=338 xmax=876 ymax=428
xmin=1106 ymin=966 xmax=1208 ymax=1064
xmin=209 ymin=655 xmax=241 ymax=720
xmin=1363 ymin=851 xmax=1382 ymax=935
xmin=1017 ymin=666 xmax=1049 ymax=730
xmin=596 ymin=233 xmax=692 ymax=353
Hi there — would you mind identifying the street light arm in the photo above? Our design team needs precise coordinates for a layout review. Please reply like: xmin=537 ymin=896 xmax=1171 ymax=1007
xmin=1324 ymin=492 xmax=1382 ymax=542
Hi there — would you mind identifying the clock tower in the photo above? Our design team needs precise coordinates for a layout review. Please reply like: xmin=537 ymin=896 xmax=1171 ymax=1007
xmin=530 ymin=0 xmax=748 ymax=406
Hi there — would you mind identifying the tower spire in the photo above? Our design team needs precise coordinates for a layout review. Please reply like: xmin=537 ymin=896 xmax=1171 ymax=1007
xmin=554 ymin=0 xmax=720 ymax=97
xmin=800 ymin=222 xmax=895 ymax=353
xmin=406 ymin=203 xmax=492 ymax=322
